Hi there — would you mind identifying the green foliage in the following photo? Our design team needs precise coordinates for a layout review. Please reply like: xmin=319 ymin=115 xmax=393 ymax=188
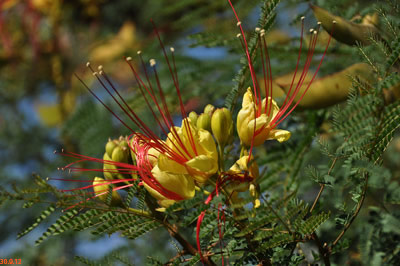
xmin=225 ymin=0 xmax=281 ymax=111
xmin=17 ymin=205 xmax=56 ymax=239
xmin=2 ymin=0 xmax=400 ymax=265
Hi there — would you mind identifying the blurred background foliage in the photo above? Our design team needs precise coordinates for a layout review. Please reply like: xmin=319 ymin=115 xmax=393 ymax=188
xmin=0 ymin=0 xmax=399 ymax=265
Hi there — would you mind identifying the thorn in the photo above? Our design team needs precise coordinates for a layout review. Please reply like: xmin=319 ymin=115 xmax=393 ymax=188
xmin=137 ymin=50 xmax=142 ymax=55
xmin=86 ymin=62 xmax=91 ymax=67
xmin=170 ymin=47 xmax=175 ymax=52
xmin=236 ymin=21 xmax=241 ymax=26
xmin=150 ymin=59 xmax=156 ymax=67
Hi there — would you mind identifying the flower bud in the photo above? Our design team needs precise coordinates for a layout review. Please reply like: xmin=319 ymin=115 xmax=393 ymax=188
xmin=188 ymin=111 xmax=198 ymax=126
xmin=93 ymin=177 xmax=123 ymax=206
xmin=211 ymin=108 xmax=233 ymax=148
xmin=111 ymin=146 xmax=129 ymax=163
xmin=196 ymin=113 xmax=211 ymax=132
xmin=105 ymin=139 xmax=118 ymax=157
xmin=204 ymin=104 xmax=215 ymax=116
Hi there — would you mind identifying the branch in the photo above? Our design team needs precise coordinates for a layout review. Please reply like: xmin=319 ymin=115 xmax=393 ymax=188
xmin=331 ymin=172 xmax=369 ymax=247
xmin=309 ymin=157 xmax=338 ymax=215
xmin=144 ymin=194 xmax=216 ymax=266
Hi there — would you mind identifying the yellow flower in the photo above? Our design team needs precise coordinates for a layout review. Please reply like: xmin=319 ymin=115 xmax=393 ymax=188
xmin=143 ymin=165 xmax=195 ymax=208
xmin=226 ymin=155 xmax=259 ymax=193
xmin=237 ymin=87 xmax=291 ymax=147
xmin=157 ymin=119 xmax=218 ymax=184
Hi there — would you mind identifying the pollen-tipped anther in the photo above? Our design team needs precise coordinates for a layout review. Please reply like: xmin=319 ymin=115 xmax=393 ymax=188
xmin=260 ymin=29 xmax=265 ymax=37
xmin=99 ymin=70 xmax=104 ymax=75
xmin=255 ymin=27 xmax=261 ymax=32
xmin=236 ymin=33 xmax=241 ymax=38
xmin=301 ymin=16 xmax=305 ymax=20
xmin=317 ymin=21 xmax=322 ymax=25
xmin=309 ymin=28 xmax=314 ymax=33
xmin=98 ymin=65 xmax=103 ymax=71
xmin=86 ymin=62 xmax=91 ymax=67
xmin=137 ymin=50 xmax=142 ymax=55
xmin=236 ymin=21 xmax=241 ymax=26
xmin=61 ymin=148 xmax=64 ymax=152
xmin=313 ymin=30 xmax=317 ymax=35
xmin=150 ymin=59 xmax=156 ymax=67
xmin=92 ymin=72 xmax=98 ymax=76
xmin=170 ymin=47 xmax=175 ymax=52
xmin=333 ymin=20 xmax=337 ymax=24
xmin=53 ymin=150 xmax=57 ymax=154
xmin=126 ymin=56 xmax=132 ymax=61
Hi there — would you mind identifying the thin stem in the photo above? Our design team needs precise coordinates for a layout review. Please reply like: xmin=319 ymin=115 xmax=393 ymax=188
xmin=312 ymin=232 xmax=330 ymax=266
xmin=144 ymin=194 xmax=216 ymax=265
xmin=309 ymin=157 xmax=338 ymax=215
xmin=127 ymin=207 xmax=151 ymax=217
xmin=265 ymin=197 xmax=292 ymax=234
xmin=331 ymin=172 xmax=369 ymax=247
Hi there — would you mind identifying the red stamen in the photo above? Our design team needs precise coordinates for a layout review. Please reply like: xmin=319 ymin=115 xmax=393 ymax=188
xmin=228 ymin=0 xmax=259 ymax=109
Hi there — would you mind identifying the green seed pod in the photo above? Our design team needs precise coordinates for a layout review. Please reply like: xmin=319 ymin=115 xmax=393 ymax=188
xmin=311 ymin=4 xmax=381 ymax=46
xmin=204 ymin=104 xmax=215 ymax=116
xmin=197 ymin=113 xmax=212 ymax=132
xmin=93 ymin=177 xmax=123 ymax=206
xmin=105 ymin=139 xmax=118 ymax=157
xmin=211 ymin=108 xmax=233 ymax=148
xmin=188 ymin=111 xmax=198 ymax=126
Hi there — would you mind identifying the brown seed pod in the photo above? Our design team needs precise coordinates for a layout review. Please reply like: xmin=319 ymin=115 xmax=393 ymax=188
xmin=311 ymin=5 xmax=380 ymax=46
xmin=277 ymin=63 xmax=375 ymax=109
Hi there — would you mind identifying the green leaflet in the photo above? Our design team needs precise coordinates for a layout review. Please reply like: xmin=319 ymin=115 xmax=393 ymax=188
xmin=17 ymin=205 xmax=56 ymax=239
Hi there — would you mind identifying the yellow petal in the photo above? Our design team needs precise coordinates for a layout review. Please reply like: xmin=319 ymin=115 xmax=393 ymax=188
xmin=242 ymin=87 xmax=255 ymax=108
xmin=197 ymin=129 xmax=218 ymax=163
xmin=149 ymin=165 xmax=195 ymax=200
xmin=186 ymin=155 xmax=218 ymax=183
xmin=157 ymin=153 xmax=187 ymax=174
xmin=269 ymin=129 xmax=291 ymax=142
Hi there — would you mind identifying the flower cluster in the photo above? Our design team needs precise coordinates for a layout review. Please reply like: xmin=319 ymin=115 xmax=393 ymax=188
xmin=52 ymin=0 xmax=332 ymax=262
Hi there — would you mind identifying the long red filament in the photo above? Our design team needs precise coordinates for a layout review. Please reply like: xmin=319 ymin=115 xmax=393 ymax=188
xmin=228 ymin=0 xmax=259 ymax=109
